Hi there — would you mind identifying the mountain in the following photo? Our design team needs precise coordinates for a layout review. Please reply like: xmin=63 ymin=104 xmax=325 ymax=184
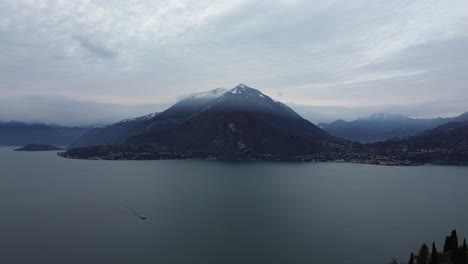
xmin=72 ymin=88 xmax=229 ymax=147
xmin=361 ymin=113 xmax=412 ymax=121
xmin=63 ymin=84 xmax=342 ymax=160
xmin=0 ymin=121 xmax=92 ymax=146
xmin=71 ymin=113 xmax=159 ymax=147
xmin=365 ymin=120 xmax=468 ymax=165
xmin=15 ymin=144 xmax=65 ymax=151
xmin=319 ymin=112 xmax=467 ymax=143
xmin=127 ymin=84 xmax=336 ymax=155
xmin=454 ymin=112 xmax=468 ymax=122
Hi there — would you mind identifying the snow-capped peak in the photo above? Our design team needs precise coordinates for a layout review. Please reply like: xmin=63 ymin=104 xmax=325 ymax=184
xmin=229 ymin=83 xmax=250 ymax=94
xmin=188 ymin=88 xmax=228 ymax=99
xmin=360 ymin=113 xmax=411 ymax=121
xmin=120 ymin=112 xmax=158 ymax=123
xmin=228 ymin=84 xmax=266 ymax=97
xmin=222 ymin=84 xmax=297 ymax=115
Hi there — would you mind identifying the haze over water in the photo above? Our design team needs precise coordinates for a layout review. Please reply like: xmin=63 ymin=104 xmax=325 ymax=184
xmin=0 ymin=147 xmax=466 ymax=264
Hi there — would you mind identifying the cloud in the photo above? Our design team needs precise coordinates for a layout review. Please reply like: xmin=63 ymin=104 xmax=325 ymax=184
xmin=78 ymin=38 xmax=117 ymax=59
xmin=0 ymin=0 xmax=467 ymax=124
xmin=0 ymin=96 xmax=170 ymax=126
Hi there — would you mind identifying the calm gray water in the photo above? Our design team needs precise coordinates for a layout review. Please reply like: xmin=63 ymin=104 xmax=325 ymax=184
xmin=0 ymin=147 xmax=467 ymax=264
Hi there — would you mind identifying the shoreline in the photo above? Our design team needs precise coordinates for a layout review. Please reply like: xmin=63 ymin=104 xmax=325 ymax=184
xmin=57 ymin=151 xmax=468 ymax=167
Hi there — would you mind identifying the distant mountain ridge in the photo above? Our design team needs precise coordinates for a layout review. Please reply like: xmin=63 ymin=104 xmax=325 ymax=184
xmin=363 ymin=120 xmax=468 ymax=165
xmin=71 ymin=112 xmax=160 ymax=147
xmin=359 ymin=113 xmax=411 ymax=121
xmin=319 ymin=112 xmax=468 ymax=143
xmin=0 ymin=121 xmax=92 ymax=146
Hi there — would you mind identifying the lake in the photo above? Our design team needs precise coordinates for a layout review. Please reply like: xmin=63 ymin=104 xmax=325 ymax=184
xmin=0 ymin=147 xmax=467 ymax=264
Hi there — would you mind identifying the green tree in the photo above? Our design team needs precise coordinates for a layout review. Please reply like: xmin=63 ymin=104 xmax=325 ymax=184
xmin=462 ymin=239 xmax=467 ymax=264
xmin=417 ymin=244 xmax=430 ymax=264
xmin=454 ymin=239 xmax=466 ymax=264
xmin=430 ymin=242 xmax=440 ymax=264
xmin=444 ymin=230 xmax=459 ymax=253
xmin=408 ymin=253 xmax=414 ymax=264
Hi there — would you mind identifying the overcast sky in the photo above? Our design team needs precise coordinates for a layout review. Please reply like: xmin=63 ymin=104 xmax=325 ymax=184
xmin=1 ymin=0 xmax=468 ymax=125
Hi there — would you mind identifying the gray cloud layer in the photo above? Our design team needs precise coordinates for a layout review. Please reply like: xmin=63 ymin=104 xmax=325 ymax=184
xmin=0 ymin=0 xmax=467 ymax=124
